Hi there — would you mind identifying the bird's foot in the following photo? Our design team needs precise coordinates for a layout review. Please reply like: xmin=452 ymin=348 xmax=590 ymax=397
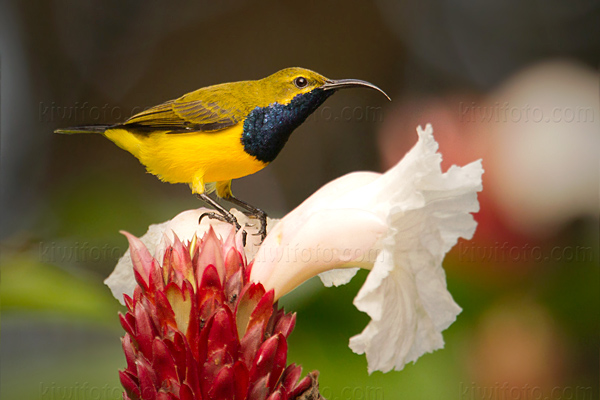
xmin=251 ymin=211 xmax=268 ymax=242
xmin=198 ymin=211 xmax=247 ymax=245
xmin=222 ymin=196 xmax=268 ymax=242
xmin=239 ymin=211 xmax=267 ymax=240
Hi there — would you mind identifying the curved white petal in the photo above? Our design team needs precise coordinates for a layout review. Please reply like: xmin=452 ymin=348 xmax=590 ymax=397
xmin=252 ymin=208 xmax=387 ymax=298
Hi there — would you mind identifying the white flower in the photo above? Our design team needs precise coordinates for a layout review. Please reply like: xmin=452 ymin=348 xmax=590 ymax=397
xmin=105 ymin=123 xmax=483 ymax=374
xmin=250 ymin=124 xmax=483 ymax=373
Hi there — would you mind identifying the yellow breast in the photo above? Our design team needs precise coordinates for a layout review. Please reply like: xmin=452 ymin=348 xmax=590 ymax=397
xmin=103 ymin=125 xmax=268 ymax=192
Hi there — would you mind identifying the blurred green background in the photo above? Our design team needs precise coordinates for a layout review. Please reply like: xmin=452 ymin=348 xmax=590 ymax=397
xmin=1 ymin=1 xmax=598 ymax=399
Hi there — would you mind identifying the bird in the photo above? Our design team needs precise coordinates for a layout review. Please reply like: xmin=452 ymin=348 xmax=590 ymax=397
xmin=55 ymin=67 xmax=390 ymax=240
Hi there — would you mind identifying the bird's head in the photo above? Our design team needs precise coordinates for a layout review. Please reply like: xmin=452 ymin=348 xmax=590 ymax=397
xmin=241 ymin=67 xmax=390 ymax=163
xmin=257 ymin=67 xmax=390 ymax=106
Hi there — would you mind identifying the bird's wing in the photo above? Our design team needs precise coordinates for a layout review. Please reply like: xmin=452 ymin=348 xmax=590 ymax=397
xmin=121 ymin=96 xmax=240 ymax=133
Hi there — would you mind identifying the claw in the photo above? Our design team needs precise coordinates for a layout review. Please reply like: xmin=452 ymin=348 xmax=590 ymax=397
xmin=198 ymin=211 xmax=241 ymax=231
xmin=255 ymin=213 xmax=267 ymax=241
xmin=199 ymin=212 xmax=227 ymax=224
xmin=198 ymin=212 xmax=247 ymax=246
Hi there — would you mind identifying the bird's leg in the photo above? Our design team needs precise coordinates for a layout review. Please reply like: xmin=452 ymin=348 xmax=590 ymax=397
xmin=196 ymin=193 xmax=247 ymax=244
xmin=222 ymin=196 xmax=268 ymax=241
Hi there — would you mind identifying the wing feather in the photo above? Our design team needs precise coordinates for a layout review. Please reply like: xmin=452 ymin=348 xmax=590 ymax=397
xmin=121 ymin=92 xmax=241 ymax=134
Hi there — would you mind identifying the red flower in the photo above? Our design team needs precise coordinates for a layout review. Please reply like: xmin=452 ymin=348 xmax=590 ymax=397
xmin=118 ymin=228 xmax=321 ymax=400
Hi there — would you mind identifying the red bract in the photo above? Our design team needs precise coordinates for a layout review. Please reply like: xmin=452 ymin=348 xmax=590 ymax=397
xmin=118 ymin=228 xmax=319 ymax=400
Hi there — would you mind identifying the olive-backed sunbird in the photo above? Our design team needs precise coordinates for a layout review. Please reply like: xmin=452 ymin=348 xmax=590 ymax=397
xmin=55 ymin=67 xmax=390 ymax=239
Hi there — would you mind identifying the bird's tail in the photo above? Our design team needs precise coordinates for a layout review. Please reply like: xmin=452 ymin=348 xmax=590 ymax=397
xmin=54 ymin=125 xmax=111 ymax=135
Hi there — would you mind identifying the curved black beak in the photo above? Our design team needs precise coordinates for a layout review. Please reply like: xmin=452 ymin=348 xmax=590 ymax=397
xmin=322 ymin=78 xmax=391 ymax=101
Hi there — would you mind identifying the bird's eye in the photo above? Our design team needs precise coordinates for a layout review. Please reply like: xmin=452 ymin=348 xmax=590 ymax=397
xmin=294 ymin=76 xmax=308 ymax=88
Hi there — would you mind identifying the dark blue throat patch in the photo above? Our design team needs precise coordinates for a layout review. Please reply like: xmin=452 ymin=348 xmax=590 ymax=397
xmin=241 ymin=88 xmax=334 ymax=163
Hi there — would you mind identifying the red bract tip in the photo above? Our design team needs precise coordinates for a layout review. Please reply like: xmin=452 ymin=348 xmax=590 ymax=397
xmin=196 ymin=227 xmax=225 ymax=282
xmin=121 ymin=231 xmax=155 ymax=288
xmin=280 ymin=364 xmax=303 ymax=393
xmin=170 ymin=233 xmax=194 ymax=283
xmin=151 ymin=339 xmax=178 ymax=383
xmin=273 ymin=312 xmax=296 ymax=339
xmin=266 ymin=389 xmax=285 ymax=400
xmin=224 ymin=248 xmax=244 ymax=282
xmin=117 ymin=229 xmax=322 ymax=399
xmin=249 ymin=334 xmax=287 ymax=392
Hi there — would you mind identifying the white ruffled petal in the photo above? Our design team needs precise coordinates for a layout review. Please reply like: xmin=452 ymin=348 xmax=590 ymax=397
xmin=349 ymin=247 xmax=419 ymax=372
xmin=348 ymin=125 xmax=483 ymax=373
